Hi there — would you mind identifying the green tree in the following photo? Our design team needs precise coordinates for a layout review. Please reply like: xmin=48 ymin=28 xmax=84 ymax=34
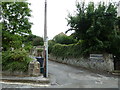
xmin=53 ymin=32 xmax=76 ymax=45
xmin=23 ymin=34 xmax=37 ymax=50
xmin=24 ymin=34 xmax=37 ymax=43
xmin=66 ymin=2 xmax=120 ymax=55
xmin=33 ymin=36 xmax=44 ymax=46
xmin=22 ymin=34 xmax=44 ymax=51
xmin=1 ymin=2 xmax=32 ymax=50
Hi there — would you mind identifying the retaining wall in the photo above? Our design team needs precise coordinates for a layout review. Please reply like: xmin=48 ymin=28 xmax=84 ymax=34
xmin=49 ymin=54 xmax=114 ymax=72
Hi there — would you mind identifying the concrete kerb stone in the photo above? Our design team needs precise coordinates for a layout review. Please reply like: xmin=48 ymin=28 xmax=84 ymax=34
xmin=0 ymin=75 xmax=50 ymax=84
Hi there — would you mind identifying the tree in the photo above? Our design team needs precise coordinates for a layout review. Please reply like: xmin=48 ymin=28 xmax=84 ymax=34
xmin=66 ymin=2 xmax=120 ymax=55
xmin=1 ymin=2 xmax=32 ymax=50
xmin=33 ymin=36 xmax=44 ymax=46
xmin=24 ymin=34 xmax=37 ymax=42
xmin=53 ymin=32 xmax=76 ymax=45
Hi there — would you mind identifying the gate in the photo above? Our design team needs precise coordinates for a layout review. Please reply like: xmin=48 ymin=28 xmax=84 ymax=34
xmin=114 ymin=56 xmax=120 ymax=70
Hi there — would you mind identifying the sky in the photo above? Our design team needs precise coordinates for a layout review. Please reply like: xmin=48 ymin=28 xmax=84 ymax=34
xmin=28 ymin=0 xmax=119 ymax=39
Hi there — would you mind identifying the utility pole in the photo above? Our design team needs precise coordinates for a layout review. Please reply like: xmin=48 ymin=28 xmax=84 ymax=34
xmin=43 ymin=0 xmax=48 ymax=78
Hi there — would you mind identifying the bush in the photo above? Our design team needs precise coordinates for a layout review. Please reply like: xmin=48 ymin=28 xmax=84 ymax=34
xmin=2 ymin=49 xmax=32 ymax=72
xmin=51 ymin=41 xmax=84 ymax=58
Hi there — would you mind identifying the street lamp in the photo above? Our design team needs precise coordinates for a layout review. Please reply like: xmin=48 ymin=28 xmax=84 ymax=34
xmin=43 ymin=0 xmax=48 ymax=78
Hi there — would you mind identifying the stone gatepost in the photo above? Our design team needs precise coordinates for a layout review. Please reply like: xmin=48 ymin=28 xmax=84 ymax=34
xmin=28 ymin=60 xmax=40 ymax=76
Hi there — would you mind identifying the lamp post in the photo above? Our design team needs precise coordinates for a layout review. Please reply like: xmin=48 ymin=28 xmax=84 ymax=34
xmin=43 ymin=0 xmax=48 ymax=78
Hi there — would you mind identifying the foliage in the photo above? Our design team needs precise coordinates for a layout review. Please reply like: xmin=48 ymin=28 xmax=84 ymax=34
xmin=32 ymin=36 xmax=44 ymax=46
xmin=110 ymin=35 xmax=120 ymax=58
xmin=36 ymin=48 xmax=43 ymax=53
xmin=53 ymin=32 xmax=77 ymax=45
xmin=2 ymin=49 xmax=32 ymax=71
xmin=1 ymin=2 xmax=32 ymax=50
xmin=24 ymin=34 xmax=37 ymax=43
xmin=49 ymin=2 xmax=120 ymax=58
xmin=0 ymin=23 xmax=2 ymax=48
xmin=2 ymin=31 xmax=22 ymax=50
xmin=24 ymin=43 xmax=33 ymax=52
xmin=23 ymin=34 xmax=44 ymax=52
xmin=1 ymin=2 xmax=32 ymax=36
xmin=66 ymin=2 xmax=120 ymax=56
xmin=51 ymin=40 xmax=87 ymax=58
xmin=48 ymin=40 xmax=56 ymax=54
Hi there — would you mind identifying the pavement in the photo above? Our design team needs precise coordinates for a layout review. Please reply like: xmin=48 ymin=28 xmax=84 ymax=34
xmin=0 ymin=74 xmax=51 ymax=88
xmin=1 ymin=75 xmax=50 ymax=83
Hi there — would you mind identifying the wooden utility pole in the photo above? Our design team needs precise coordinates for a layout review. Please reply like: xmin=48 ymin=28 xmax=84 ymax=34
xmin=43 ymin=0 xmax=48 ymax=78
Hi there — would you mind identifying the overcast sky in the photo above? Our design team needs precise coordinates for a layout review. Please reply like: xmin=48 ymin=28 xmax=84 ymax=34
xmin=28 ymin=0 xmax=119 ymax=39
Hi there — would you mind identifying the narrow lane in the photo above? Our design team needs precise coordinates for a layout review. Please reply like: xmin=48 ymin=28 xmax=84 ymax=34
xmin=48 ymin=60 xmax=119 ymax=88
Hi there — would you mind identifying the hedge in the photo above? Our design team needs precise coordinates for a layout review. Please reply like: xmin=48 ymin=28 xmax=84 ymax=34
xmin=50 ymin=41 xmax=84 ymax=58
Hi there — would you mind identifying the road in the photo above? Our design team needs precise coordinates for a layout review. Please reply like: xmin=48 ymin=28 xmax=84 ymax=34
xmin=1 ymin=60 xmax=119 ymax=88
xmin=48 ymin=60 xmax=119 ymax=88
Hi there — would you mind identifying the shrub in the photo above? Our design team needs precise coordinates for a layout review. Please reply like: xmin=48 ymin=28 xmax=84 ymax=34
xmin=2 ymin=49 xmax=32 ymax=72
xmin=51 ymin=41 xmax=84 ymax=58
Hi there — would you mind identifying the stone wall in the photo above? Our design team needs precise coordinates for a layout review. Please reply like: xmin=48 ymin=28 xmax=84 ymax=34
xmin=2 ymin=71 xmax=28 ymax=76
xmin=49 ymin=54 xmax=114 ymax=72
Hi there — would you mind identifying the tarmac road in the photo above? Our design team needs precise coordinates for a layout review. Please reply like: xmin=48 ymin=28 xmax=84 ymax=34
xmin=1 ymin=60 xmax=119 ymax=88
xmin=48 ymin=60 xmax=119 ymax=88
